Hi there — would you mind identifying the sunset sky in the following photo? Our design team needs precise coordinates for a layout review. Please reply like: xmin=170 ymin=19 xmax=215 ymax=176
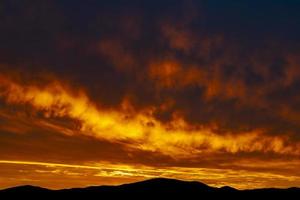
xmin=1 ymin=0 xmax=300 ymax=189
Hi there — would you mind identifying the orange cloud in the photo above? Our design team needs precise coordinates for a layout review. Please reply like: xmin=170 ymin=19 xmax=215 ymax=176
xmin=1 ymin=0 xmax=300 ymax=191
xmin=148 ymin=59 xmax=248 ymax=101
xmin=0 ymin=74 xmax=299 ymax=158
xmin=149 ymin=60 xmax=182 ymax=88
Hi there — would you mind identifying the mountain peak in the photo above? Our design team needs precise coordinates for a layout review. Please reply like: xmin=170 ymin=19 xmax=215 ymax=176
xmin=2 ymin=185 xmax=49 ymax=192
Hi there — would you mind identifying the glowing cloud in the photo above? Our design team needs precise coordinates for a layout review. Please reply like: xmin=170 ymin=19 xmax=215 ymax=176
xmin=0 ymin=75 xmax=299 ymax=158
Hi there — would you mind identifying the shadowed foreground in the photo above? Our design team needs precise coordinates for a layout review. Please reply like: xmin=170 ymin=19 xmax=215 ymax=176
xmin=1 ymin=178 xmax=299 ymax=198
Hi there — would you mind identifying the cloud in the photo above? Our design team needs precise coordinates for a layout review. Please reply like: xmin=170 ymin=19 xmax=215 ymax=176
xmin=0 ymin=75 xmax=299 ymax=158
xmin=1 ymin=0 xmax=300 ymax=188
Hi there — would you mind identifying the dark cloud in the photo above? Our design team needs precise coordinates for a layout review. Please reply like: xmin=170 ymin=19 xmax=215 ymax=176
xmin=1 ymin=0 xmax=300 ymax=165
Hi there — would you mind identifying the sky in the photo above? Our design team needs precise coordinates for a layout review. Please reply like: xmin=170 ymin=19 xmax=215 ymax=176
xmin=1 ymin=0 xmax=300 ymax=189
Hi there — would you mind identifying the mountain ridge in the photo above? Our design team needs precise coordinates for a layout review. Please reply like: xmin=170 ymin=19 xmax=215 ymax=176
xmin=1 ymin=178 xmax=300 ymax=198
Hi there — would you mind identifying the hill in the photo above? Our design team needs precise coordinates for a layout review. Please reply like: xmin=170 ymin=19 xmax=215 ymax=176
xmin=1 ymin=178 xmax=299 ymax=198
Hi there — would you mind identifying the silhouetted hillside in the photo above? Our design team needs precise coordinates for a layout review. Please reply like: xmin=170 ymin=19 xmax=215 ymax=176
xmin=1 ymin=178 xmax=299 ymax=198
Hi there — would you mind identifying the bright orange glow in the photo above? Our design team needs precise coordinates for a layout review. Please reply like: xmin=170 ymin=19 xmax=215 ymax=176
xmin=0 ymin=75 xmax=299 ymax=158
xmin=1 ymin=159 xmax=300 ymax=190
xmin=0 ymin=76 xmax=299 ymax=158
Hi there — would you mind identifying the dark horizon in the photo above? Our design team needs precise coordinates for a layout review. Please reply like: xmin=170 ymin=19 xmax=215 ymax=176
xmin=2 ymin=177 xmax=299 ymax=190
xmin=1 ymin=178 xmax=300 ymax=198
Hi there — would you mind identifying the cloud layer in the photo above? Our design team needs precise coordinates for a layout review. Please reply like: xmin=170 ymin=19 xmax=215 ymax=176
xmin=1 ymin=0 xmax=300 ymax=189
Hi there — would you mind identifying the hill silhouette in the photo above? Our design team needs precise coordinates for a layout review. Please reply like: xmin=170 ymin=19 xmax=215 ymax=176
xmin=1 ymin=178 xmax=299 ymax=198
